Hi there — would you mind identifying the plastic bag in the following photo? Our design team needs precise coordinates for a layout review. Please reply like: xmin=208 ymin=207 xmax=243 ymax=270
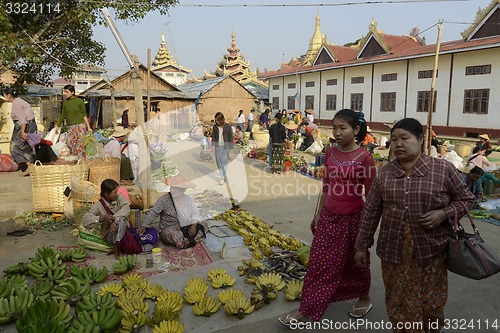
xmin=0 ymin=154 xmax=19 ymax=172
xmin=305 ymin=138 xmax=324 ymax=154
xmin=44 ymin=128 xmax=60 ymax=144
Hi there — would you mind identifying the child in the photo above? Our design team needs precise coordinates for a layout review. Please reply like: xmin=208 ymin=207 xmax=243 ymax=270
xmin=233 ymin=125 xmax=243 ymax=145
xmin=200 ymin=129 xmax=213 ymax=162
xmin=279 ymin=109 xmax=376 ymax=325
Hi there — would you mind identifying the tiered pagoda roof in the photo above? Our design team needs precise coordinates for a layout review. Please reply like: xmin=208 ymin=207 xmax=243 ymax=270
xmin=152 ymin=33 xmax=191 ymax=74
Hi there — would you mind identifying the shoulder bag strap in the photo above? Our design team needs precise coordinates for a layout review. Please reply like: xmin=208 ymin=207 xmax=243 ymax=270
xmin=99 ymin=198 xmax=114 ymax=215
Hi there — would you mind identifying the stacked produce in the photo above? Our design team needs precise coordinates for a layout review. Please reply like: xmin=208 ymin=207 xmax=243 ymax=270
xmin=265 ymin=250 xmax=308 ymax=281
xmin=207 ymin=268 xmax=235 ymax=289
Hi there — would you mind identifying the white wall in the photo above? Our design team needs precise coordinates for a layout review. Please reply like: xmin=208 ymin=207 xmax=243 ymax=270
xmin=343 ymin=65 xmax=372 ymax=111
xmin=320 ymin=69 xmax=344 ymax=121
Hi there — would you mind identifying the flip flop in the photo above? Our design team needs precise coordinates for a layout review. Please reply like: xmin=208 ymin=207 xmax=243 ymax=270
xmin=277 ymin=314 xmax=307 ymax=327
xmin=348 ymin=303 xmax=373 ymax=318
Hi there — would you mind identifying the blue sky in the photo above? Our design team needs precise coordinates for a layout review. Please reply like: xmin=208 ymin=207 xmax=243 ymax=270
xmin=92 ymin=0 xmax=493 ymax=79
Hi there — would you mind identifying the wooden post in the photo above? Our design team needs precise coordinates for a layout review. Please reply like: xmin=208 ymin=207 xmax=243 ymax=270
xmin=427 ymin=20 xmax=444 ymax=154
xmin=146 ymin=49 xmax=152 ymax=209
xmin=110 ymin=85 xmax=117 ymax=128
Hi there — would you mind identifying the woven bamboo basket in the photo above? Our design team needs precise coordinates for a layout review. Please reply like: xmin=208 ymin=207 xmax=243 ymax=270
xmin=89 ymin=157 xmax=120 ymax=186
xmin=71 ymin=180 xmax=100 ymax=204
xmin=31 ymin=160 xmax=89 ymax=213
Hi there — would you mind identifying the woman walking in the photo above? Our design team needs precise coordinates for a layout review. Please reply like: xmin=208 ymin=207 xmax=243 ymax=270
xmin=4 ymin=88 xmax=37 ymax=172
xmin=355 ymin=118 xmax=474 ymax=333
xmin=268 ymin=113 xmax=287 ymax=174
xmin=279 ymin=109 xmax=376 ymax=325
xmin=56 ymin=84 xmax=91 ymax=158
xmin=211 ymin=112 xmax=233 ymax=185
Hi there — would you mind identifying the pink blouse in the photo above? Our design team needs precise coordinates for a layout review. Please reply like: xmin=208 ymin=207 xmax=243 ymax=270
xmin=10 ymin=98 xmax=35 ymax=125
xmin=322 ymin=146 xmax=376 ymax=215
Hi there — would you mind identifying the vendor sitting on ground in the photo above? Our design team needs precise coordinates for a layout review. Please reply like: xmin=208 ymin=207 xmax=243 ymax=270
xmin=460 ymin=166 xmax=484 ymax=202
xmin=299 ymin=127 xmax=314 ymax=151
xmin=234 ymin=125 xmax=243 ymax=145
xmin=476 ymin=134 xmax=493 ymax=157
xmin=137 ymin=174 xmax=208 ymax=249
xmin=466 ymin=146 xmax=493 ymax=171
xmin=82 ymin=179 xmax=135 ymax=257
xmin=103 ymin=126 xmax=134 ymax=181
xmin=361 ymin=126 xmax=377 ymax=154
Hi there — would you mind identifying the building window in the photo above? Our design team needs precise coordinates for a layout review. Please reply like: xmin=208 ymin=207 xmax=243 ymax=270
xmin=305 ymin=81 xmax=315 ymax=88
xmin=272 ymin=97 xmax=279 ymax=109
xmin=464 ymin=89 xmax=489 ymax=114
xmin=465 ymin=65 xmax=491 ymax=75
xmin=381 ymin=73 xmax=397 ymax=81
xmin=417 ymin=91 xmax=437 ymax=112
xmin=287 ymin=96 xmax=296 ymax=110
xmin=165 ymin=73 xmax=174 ymax=77
xmin=325 ymin=94 xmax=337 ymax=111
xmin=288 ymin=83 xmax=296 ymax=89
xmin=418 ymin=70 xmax=438 ymax=79
xmin=326 ymin=79 xmax=337 ymax=86
xmin=380 ymin=92 xmax=396 ymax=112
xmin=350 ymin=93 xmax=363 ymax=111
xmin=351 ymin=76 xmax=364 ymax=84
xmin=272 ymin=85 xmax=279 ymax=90
xmin=305 ymin=95 xmax=314 ymax=109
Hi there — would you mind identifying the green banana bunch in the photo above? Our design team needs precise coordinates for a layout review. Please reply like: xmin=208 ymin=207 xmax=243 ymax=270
xmin=15 ymin=298 xmax=72 ymax=332
xmin=70 ymin=248 xmax=87 ymax=262
xmin=152 ymin=320 xmax=184 ymax=333
xmin=31 ymin=279 xmax=53 ymax=300
xmin=217 ymin=289 xmax=244 ymax=304
xmin=284 ymin=279 xmax=304 ymax=301
xmin=0 ymin=277 xmax=12 ymax=298
xmin=56 ymin=248 xmax=73 ymax=262
xmin=3 ymin=262 xmax=29 ymax=276
xmin=192 ymin=295 xmax=221 ymax=317
xmin=50 ymin=276 xmax=91 ymax=306
xmin=112 ymin=255 xmax=137 ymax=275
xmin=183 ymin=277 xmax=208 ymax=304
xmin=46 ymin=264 xmax=67 ymax=284
xmin=0 ymin=288 xmax=33 ymax=324
xmin=34 ymin=246 xmax=58 ymax=261
xmin=9 ymin=274 xmax=28 ymax=290
xmin=72 ymin=265 xmax=108 ymax=284
xmin=145 ymin=283 xmax=168 ymax=302
xmin=119 ymin=310 xmax=148 ymax=333
xmin=77 ymin=292 xmax=116 ymax=312
xmin=72 ymin=307 xmax=122 ymax=333
xmin=256 ymin=272 xmax=286 ymax=292
xmin=97 ymin=283 xmax=124 ymax=297
xmin=224 ymin=296 xmax=255 ymax=319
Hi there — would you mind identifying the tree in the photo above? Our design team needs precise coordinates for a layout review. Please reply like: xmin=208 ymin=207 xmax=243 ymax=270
xmin=409 ymin=27 xmax=426 ymax=46
xmin=0 ymin=0 xmax=178 ymax=89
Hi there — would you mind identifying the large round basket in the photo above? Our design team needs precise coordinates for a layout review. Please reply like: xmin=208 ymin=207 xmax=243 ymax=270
xmin=253 ymin=131 xmax=270 ymax=149
xmin=89 ymin=157 xmax=121 ymax=186
xmin=30 ymin=160 xmax=89 ymax=213
xmin=454 ymin=143 xmax=473 ymax=157
xmin=71 ymin=180 xmax=100 ymax=204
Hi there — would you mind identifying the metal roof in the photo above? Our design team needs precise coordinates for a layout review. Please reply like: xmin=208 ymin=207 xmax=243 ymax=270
xmin=242 ymin=82 xmax=269 ymax=100
xmin=83 ymin=89 xmax=197 ymax=100
xmin=177 ymin=76 xmax=226 ymax=96
xmin=26 ymin=85 xmax=62 ymax=96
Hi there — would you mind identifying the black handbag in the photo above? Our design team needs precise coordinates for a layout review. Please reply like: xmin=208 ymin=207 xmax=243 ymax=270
xmin=447 ymin=203 xmax=500 ymax=280
xmin=180 ymin=223 xmax=206 ymax=248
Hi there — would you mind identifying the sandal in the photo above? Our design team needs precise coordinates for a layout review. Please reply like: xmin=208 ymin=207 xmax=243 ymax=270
xmin=348 ymin=303 xmax=372 ymax=318
xmin=278 ymin=312 xmax=308 ymax=327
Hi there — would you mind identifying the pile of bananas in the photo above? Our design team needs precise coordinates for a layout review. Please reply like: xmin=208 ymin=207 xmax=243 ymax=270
xmin=113 ymin=254 xmax=138 ymax=274
xmin=183 ymin=277 xmax=208 ymax=304
xmin=152 ymin=320 xmax=184 ymax=333
xmin=50 ymin=276 xmax=91 ymax=306
xmin=217 ymin=289 xmax=244 ymax=304
xmin=31 ymin=279 xmax=53 ymax=300
xmin=255 ymin=272 xmax=286 ymax=293
xmin=284 ymin=279 xmax=304 ymax=301
xmin=223 ymin=296 xmax=254 ymax=319
xmin=8 ymin=275 xmax=28 ymax=290
xmin=237 ymin=259 xmax=266 ymax=284
xmin=192 ymin=295 xmax=221 ymax=317
xmin=15 ymin=298 xmax=72 ymax=332
xmin=69 ymin=264 xmax=108 ymax=284
xmin=77 ymin=292 xmax=117 ymax=312
xmin=207 ymin=269 xmax=235 ymax=289
xmin=265 ymin=250 xmax=307 ymax=281
xmin=27 ymin=256 xmax=67 ymax=284
xmin=214 ymin=209 xmax=306 ymax=260
xmin=0 ymin=287 xmax=35 ymax=324
xmin=0 ymin=277 xmax=12 ymax=298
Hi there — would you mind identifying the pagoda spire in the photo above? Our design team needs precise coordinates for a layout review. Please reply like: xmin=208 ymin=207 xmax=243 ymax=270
xmin=304 ymin=10 xmax=328 ymax=65
xmin=152 ymin=32 xmax=177 ymax=68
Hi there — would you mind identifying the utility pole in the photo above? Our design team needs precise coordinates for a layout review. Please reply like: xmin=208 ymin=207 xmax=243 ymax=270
xmin=101 ymin=8 xmax=150 ymax=207
xmin=427 ymin=20 xmax=444 ymax=154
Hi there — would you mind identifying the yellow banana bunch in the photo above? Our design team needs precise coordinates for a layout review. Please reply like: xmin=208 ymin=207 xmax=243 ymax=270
xmin=210 ymin=274 xmax=235 ymax=289
xmin=284 ymin=279 xmax=304 ymax=301
xmin=250 ymin=288 xmax=266 ymax=310
xmin=119 ymin=310 xmax=147 ymax=333
xmin=152 ymin=320 xmax=184 ymax=333
xmin=122 ymin=272 xmax=145 ymax=286
xmin=145 ymin=284 xmax=168 ymax=302
xmin=182 ymin=277 xmax=208 ymax=304
xmin=97 ymin=283 xmax=124 ymax=297
xmin=117 ymin=289 xmax=146 ymax=308
xmin=224 ymin=296 xmax=255 ymax=319
xmin=217 ymin=289 xmax=244 ymax=304
xmin=192 ymin=296 xmax=221 ymax=317
xmin=207 ymin=268 xmax=227 ymax=280
xmin=256 ymin=272 xmax=286 ymax=292
xmin=157 ymin=290 xmax=183 ymax=306
xmin=119 ymin=298 xmax=149 ymax=316
xmin=126 ymin=280 xmax=151 ymax=295
xmin=156 ymin=296 xmax=183 ymax=314
xmin=148 ymin=303 xmax=180 ymax=326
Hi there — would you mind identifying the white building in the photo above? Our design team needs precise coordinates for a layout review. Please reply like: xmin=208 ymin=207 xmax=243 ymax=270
xmin=152 ymin=33 xmax=192 ymax=86
xmin=262 ymin=0 xmax=500 ymax=138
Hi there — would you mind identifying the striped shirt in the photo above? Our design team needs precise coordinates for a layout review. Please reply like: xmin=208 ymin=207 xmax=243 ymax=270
xmin=355 ymin=154 xmax=474 ymax=267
